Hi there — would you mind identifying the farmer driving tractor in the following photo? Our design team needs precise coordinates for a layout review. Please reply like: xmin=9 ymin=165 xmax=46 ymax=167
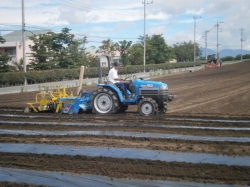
xmin=108 ymin=61 xmax=132 ymax=100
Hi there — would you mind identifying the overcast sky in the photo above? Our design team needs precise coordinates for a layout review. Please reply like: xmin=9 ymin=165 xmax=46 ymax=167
xmin=0 ymin=0 xmax=249 ymax=51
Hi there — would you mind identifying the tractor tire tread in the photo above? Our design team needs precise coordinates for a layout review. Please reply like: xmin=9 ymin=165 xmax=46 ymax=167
xmin=91 ymin=88 xmax=119 ymax=114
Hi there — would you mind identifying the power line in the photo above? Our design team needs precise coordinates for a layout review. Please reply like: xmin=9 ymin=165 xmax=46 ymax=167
xmin=56 ymin=0 xmax=136 ymax=14
xmin=51 ymin=0 xmax=140 ymax=19
xmin=74 ymin=33 xmax=138 ymax=40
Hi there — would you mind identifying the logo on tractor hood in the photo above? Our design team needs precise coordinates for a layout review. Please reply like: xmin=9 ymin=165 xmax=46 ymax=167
xmin=141 ymin=84 xmax=154 ymax=88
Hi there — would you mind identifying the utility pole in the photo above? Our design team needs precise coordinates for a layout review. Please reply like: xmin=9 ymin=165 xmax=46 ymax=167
xmin=193 ymin=14 xmax=201 ymax=62
xmin=203 ymin=30 xmax=209 ymax=61
xmin=216 ymin=20 xmax=223 ymax=59
xmin=142 ymin=0 xmax=153 ymax=73
xmin=240 ymin=28 xmax=245 ymax=61
xmin=202 ymin=25 xmax=215 ymax=61
xmin=22 ymin=0 xmax=27 ymax=85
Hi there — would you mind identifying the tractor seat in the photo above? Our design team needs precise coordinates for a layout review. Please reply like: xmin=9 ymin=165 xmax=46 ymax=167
xmin=106 ymin=76 xmax=122 ymax=90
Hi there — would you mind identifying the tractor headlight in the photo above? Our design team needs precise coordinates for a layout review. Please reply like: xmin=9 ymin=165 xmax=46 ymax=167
xmin=160 ymin=85 xmax=168 ymax=90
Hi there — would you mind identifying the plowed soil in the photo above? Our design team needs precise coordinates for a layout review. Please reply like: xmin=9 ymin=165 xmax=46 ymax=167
xmin=0 ymin=61 xmax=250 ymax=186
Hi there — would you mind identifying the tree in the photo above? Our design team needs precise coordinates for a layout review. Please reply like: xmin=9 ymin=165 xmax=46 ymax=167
xmin=234 ymin=54 xmax=250 ymax=60
xmin=0 ymin=36 xmax=6 ymax=44
xmin=96 ymin=39 xmax=116 ymax=62
xmin=221 ymin=56 xmax=234 ymax=61
xmin=127 ymin=44 xmax=143 ymax=65
xmin=0 ymin=52 xmax=12 ymax=73
xmin=137 ymin=34 xmax=175 ymax=64
xmin=0 ymin=36 xmax=12 ymax=73
xmin=243 ymin=54 xmax=250 ymax=59
xmin=54 ymin=28 xmax=75 ymax=69
xmin=149 ymin=34 xmax=176 ymax=64
xmin=60 ymin=37 xmax=88 ymax=69
xmin=11 ymin=58 xmax=23 ymax=71
xmin=86 ymin=54 xmax=98 ymax=67
xmin=28 ymin=27 xmax=89 ymax=70
xmin=28 ymin=31 xmax=59 ymax=70
xmin=115 ymin=40 xmax=132 ymax=66
xmin=173 ymin=41 xmax=201 ymax=62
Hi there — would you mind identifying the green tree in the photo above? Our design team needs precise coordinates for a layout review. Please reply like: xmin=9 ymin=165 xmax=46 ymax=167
xmin=96 ymin=39 xmax=116 ymax=61
xmin=138 ymin=34 xmax=175 ymax=64
xmin=173 ymin=41 xmax=201 ymax=62
xmin=0 ymin=37 xmax=12 ymax=73
xmin=233 ymin=54 xmax=250 ymax=60
xmin=28 ymin=27 xmax=84 ymax=70
xmin=86 ymin=54 xmax=98 ymax=67
xmin=28 ymin=31 xmax=58 ymax=70
xmin=55 ymin=28 xmax=75 ymax=69
xmin=60 ymin=37 xmax=88 ymax=68
xmin=243 ymin=54 xmax=250 ymax=59
xmin=0 ymin=36 xmax=6 ymax=44
xmin=0 ymin=52 xmax=12 ymax=73
xmin=221 ymin=56 xmax=234 ymax=61
xmin=234 ymin=54 xmax=241 ymax=60
xmin=11 ymin=58 xmax=23 ymax=71
xmin=127 ymin=43 xmax=143 ymax=65
xmin=149 ymin=34 xmax=175 ymax=64
xmin=115 ymin=40 xmax=132 ymax=66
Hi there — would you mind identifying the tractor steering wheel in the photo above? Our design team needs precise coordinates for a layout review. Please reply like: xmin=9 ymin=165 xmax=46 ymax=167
xmin=124 ymin=74 xmax=135 ymax=81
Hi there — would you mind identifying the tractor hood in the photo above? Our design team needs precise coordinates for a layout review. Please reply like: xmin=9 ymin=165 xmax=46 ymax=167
xmin=133 ymin=79 xmax=168 ymax=90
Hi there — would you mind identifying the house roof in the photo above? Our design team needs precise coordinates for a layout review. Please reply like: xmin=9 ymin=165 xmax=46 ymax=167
xmin=2 ymin=30 xmax=52 ymax=42
xmin=0 ymin=42 xmax=16 ymax=47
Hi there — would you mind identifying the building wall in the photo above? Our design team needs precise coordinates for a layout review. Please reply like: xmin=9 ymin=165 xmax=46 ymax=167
xmin=25 ymin=40 xmax=34 ymax=64
xmin=0 ymin=40 xmax=34 ymax=64
xmin=16 ymin=41 xmax=22 ymax=63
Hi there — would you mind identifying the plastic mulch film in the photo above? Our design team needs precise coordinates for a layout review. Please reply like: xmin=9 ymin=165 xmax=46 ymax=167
xmin=0 ymin=143 xmax=250 ymax=166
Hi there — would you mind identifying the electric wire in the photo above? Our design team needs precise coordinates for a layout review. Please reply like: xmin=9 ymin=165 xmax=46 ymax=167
xmin=51 ymin=0 xmax=141 ymax=19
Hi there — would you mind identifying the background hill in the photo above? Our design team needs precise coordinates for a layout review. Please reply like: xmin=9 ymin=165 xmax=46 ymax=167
xmin=201 ymin=48 xmax=250 ymax=58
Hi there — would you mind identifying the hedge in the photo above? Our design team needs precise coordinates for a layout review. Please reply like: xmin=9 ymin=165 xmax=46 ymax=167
xmin=0 ymin=62 xmax=201 ymax=87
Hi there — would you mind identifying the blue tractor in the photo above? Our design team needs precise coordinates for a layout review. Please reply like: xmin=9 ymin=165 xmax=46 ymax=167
xmin=61 ymin=55 xmax=176 ymax=116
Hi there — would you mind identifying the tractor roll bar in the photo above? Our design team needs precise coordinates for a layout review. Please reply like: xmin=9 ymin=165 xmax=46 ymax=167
xmin=98 ymin=54 xmax=111 ymax=84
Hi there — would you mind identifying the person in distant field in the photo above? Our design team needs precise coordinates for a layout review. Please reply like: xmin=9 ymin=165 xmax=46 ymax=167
xmin=108 ymin=61 xmax=132 ymax=99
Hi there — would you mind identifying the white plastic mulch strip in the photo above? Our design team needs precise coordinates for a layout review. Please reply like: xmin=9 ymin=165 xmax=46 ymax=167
xmin=0 ymin=143 xmax=250 ymax=166
xmin=0 ymin=129 xmax=250 ymax=142
xmin=1 ymin=120 xmax=250 ymax=130
xmin=0 ymin=167 xmax=243 ymax=187
xmin=0 ymin=114 xmax=250 ymax=123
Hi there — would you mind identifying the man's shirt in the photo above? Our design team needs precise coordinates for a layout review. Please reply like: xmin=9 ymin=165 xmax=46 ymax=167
xmin=108 ymin=67 xmax=119 ymax=83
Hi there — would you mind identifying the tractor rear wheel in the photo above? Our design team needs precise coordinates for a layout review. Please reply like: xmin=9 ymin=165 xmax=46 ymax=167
xmin=91 ymin=88 xmax=119 ymax=114
xmin=138 ymin=98 xmax=158 ymax=116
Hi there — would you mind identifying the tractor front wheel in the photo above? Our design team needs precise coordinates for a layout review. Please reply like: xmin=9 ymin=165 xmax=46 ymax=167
xmin=138 ymin=98 xmax=158 ymax=116
xmin=158 ymin=102 xmax=167 ymax=114
xmin=91 ymin=88 xmax=119 ymax=114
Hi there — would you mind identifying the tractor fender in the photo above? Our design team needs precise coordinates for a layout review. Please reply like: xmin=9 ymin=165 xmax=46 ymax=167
xmin=101 ymin=84 xmax=124 ymax=102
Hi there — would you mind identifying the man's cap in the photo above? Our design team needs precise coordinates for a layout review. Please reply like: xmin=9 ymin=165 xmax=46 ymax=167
xmin=113 ymin=62 xmax=120 ymax=66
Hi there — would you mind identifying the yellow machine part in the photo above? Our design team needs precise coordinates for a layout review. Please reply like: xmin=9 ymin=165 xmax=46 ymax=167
xmin=26 ymin=86 xmax=73 ymax=113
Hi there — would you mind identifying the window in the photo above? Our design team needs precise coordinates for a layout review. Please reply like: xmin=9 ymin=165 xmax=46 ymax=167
xmin=102 ymin=62 xmax=107 ymax=67
xmin=5 ymin=48 xmax=16 ymax=56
